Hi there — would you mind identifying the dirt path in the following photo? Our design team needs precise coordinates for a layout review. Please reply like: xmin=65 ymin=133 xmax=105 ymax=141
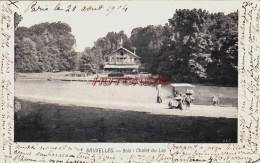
xmin=16 ymin=95 xmax=237 ymax=119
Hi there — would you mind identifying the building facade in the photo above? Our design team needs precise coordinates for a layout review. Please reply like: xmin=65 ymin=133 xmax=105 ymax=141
xmin=104 ymin=39 xmax=141 ymax=73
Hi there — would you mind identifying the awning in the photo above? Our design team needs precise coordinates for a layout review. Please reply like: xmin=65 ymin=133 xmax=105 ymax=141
xmin=104 ymin=65 xmax=139 ymax=69
xmin=170 ymin=83 xmax=195 ymax=87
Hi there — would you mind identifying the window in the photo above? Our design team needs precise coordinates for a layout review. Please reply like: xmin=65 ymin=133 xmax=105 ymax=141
xmin=134 ymin=58 xmax=137 ymax=62
xmin=105 ymin=57 xmax=108 ymax=62
xmin=120 ymin=52 xmax=124 ymax=56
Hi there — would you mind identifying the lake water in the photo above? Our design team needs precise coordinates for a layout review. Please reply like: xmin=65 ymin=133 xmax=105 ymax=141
xmin=15 ymin=80 xmax=238 ymax=107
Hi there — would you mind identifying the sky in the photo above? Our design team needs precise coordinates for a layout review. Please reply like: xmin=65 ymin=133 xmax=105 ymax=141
xmin=18 ymin=1 xmax=240 ymax=52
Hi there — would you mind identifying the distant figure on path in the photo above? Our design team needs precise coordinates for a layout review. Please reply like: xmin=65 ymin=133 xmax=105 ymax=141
xmin=212 ymin=96 xmax=219 ymax=106
xmin=156 ymin=84 xmax=162 ymax=103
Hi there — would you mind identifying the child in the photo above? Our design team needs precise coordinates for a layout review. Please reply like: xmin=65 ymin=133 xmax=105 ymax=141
xmin=212 ymin=96 xmax=219 ymax=106
xmin=168 ymin=101 xmax=174 ymax=109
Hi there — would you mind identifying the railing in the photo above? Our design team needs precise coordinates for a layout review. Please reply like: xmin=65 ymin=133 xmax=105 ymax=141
xmin=105 ymin=62 xmax=137 ymax=65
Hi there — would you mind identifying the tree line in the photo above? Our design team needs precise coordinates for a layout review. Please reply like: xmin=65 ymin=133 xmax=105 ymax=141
xmin=15 ymin=13 xmax=77 ymax=72
xmin=15 ymin=9 xmax=238 ymax=86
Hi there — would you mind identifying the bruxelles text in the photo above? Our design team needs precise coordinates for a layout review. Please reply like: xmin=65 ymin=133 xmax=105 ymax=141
xmin=92 ymin=77 xmax=170 ymax=86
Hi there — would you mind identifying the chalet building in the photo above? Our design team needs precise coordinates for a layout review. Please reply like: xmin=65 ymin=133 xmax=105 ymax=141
xmin=104 ymin=38 xmax=141 ymax=73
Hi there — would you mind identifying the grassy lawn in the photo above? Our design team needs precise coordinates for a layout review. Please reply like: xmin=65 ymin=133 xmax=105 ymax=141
xmin=15 ymin=99 xmax=237 ymax=143
xmin=15 ymin=79 xmax=238 ymax=107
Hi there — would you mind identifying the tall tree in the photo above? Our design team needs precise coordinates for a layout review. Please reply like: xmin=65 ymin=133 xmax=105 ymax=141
xmin=15 ymin=22 xmax=77 ymax=72
xmin=15 ymin=38 xmax=40 ymax=72
xmin=14 ymin=12 xmax=22 ymax=30
xmin=164 ymin=9 xmax=214 ymax=82
xmin=206 ymin=11 xmax=238 ymax=86
xmin=130 ymin=25 xmax=166 ymax=72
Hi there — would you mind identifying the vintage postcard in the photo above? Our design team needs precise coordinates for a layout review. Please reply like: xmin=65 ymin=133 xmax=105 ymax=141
xmin=0 ymin=0 xmax=259 ymax=162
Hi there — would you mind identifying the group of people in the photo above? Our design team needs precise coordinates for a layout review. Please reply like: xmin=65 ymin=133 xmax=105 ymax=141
xmin=170 ymin=89 xmax=194 ymax=110
xmin=156 ymin=84 xmax=194 ymax=110
xmin=156 ymin=84 xmax=220 ymax=110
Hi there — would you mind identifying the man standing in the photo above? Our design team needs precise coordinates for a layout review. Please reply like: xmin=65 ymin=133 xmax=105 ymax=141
xmin=156 ymin=83 xmax=162 ymax=103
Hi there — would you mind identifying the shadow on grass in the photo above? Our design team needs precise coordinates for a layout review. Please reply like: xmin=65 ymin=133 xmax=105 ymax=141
xmin=15 ymin=99 xmax=237 ymax=143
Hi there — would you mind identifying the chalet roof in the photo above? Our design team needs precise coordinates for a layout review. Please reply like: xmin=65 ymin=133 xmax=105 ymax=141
xmin=107 ymin=47 xmax=141 ymax=58
xmin=104 ymin=64 xmax=139 ymax=69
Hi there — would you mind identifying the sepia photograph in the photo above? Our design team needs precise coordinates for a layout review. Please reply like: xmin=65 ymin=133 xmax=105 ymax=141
xmin=14 ymin=1 xmax=238 ymax=143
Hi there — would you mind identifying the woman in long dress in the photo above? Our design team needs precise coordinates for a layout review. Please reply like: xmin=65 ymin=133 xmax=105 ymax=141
xmin=156 ymin=84 xmax=162 ymax=103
